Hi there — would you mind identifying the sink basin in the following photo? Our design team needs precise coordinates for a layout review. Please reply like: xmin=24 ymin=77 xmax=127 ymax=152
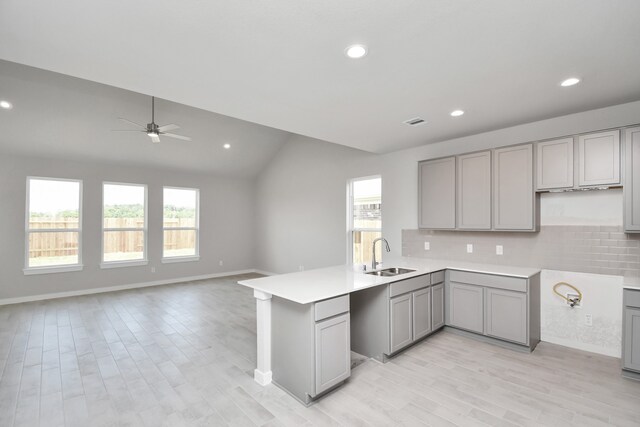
xmin=365 ymin=267 xmax=416 ymax=277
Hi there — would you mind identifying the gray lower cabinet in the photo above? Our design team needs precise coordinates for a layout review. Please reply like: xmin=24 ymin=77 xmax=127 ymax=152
xmin=271 ymin=295 xmax=350 ymax=404
xmin=315 ymin=313 xmax=351 ymax=395
xmin=624 ymin=127 xmax=640 ymax=232
xmin=390 ymin=293 xmax=413 ymax=353
xmin=445 ymin=270 xmax=540 ymax=351
xmin=412 ymin=287 xmax=432 ymax=340
xmin=447 ymin=282 xmax=484 ymax=334
xmin=485 ymin=288 xmax=528 ymax=345
xmin=623 ymin=289 xmax=640 ymax=376
xmin=431 ymin=283 xmax=445 ymax=330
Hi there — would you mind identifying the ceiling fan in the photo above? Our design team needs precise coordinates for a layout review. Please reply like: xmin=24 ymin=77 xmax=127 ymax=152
xmin=112 ymin=96 xmax=191 ymax=143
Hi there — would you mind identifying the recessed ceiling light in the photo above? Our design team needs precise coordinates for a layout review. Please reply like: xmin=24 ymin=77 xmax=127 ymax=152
xmin=345 ymin=44 xmax=367 ymax=59
xmin=450 ymin=110 xmax=464 ymax=117
xmin=0 ymin=100 xmax=13 ymax=109
xmin=223 ymin=143 xmax=231 ymax=149
xmin=560 ymin=77 xmax=580 ymax=87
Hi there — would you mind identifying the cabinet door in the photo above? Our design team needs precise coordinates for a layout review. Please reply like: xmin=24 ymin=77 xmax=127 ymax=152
xmin=624 ymin=127 xmax=640 ymax=232
xmin=485 ymin=288 xmax=528 ymax=345
xmin=536 ymin=138 xmax=574 ymax=190
xmin=493 ymin=144 xmax=535 ymax=230
xmin=431 ymin=283 xmax=445 ymax=330
xmin=457 ymin=151 xmax=491 ymax=229
xmin=315 ymin=313 xmax=351 ymax=395
xmin=623 ymin=307 xmax=640 ymax=372
xmin=419 ymin=157 xmax=456 ymax=229
xmin=412 ymin=288 xmax=432 ymax=340
xmin=389 ymin=293 xmax=413 ymax=353
xmin=578 ymin=130 xmax=620 ymax=186
xmin=448 ymin=282 xmax=484 ymax=334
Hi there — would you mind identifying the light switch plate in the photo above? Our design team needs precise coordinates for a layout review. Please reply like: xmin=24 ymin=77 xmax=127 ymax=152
xmin=424 ymin=242 xmax=430 ymax=251
xmin=466 ymin=244 xmax=473 ymax=253
xmin=496 ymin=245 xmax=503 ymax=255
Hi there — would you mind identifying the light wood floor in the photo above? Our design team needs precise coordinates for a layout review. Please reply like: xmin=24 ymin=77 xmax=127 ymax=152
xmin=1 ymin=273 xmax=639 ymax=427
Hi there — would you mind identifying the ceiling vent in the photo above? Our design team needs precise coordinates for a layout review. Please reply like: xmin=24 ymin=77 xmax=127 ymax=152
xmin=403 ymin=117 xmax=426 ymax=126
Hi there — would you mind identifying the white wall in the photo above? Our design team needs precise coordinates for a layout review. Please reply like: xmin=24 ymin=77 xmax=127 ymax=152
xmin=541 ymin=270 xmax=623 ymax=357
xmin=0 ymin=152 xmax=256 ymax=301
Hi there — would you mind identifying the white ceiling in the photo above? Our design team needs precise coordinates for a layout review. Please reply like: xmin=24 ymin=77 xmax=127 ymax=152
xmin=1 ymin=1 xmax=640 ymax=154
xmin=0 ymin=60 xmax=291 ymax=177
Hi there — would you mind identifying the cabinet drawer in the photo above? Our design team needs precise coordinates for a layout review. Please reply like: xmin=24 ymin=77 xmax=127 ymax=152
xmin=315 ymin=295 xmax=349 ymax=322
xmin=390 ymin=274 xmax=430 ymax=297
xmin=449 ymin=270 xmax=527 ymax=293
xmin=624 ymin=289 xmax=640 ymax=309
xmin=431 ymin=270 xmax=445 ymax=285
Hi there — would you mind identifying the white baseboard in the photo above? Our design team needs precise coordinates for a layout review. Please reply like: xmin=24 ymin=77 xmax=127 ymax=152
xmin=0 ymin=269 xmax=259 ymax=306
xmin=541 ymin=336 xmax=621 ymax=359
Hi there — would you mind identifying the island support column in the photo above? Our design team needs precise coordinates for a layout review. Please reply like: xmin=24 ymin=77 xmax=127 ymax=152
xmin=254 ymin=290 xmax=273 ymax=385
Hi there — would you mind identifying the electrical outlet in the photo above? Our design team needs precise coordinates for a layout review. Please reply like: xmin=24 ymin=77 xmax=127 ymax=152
xmin=424 ymin=241 xmax=430 ymax=251
xmin=219 ymin=260 xmax=224 ymax=266
xmin=299 ymin=265 xmax=305 ymax=271
xmin=151 ymin=267 xmax=156 ymax=273
xmin=466 ymin=244 xmax=473 ymax=253
xmin=585 ymin=314 xmax=593 ymax=327
xmin=496 ymin=245 xmax=503 ymax=255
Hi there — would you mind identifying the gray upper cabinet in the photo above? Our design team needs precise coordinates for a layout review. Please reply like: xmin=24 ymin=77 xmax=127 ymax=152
xmin=536 ymin=138 xmax=574 ymax=190
xmin=624 ymin=127 xmax=640 ymax=232
xmin=431 ymin=283 xmax=445 ymax=330
xmin=412 ymin=288 xmax=432 ymax=340
xmin=493 ymin=144 xmax=535 ymax=230
xmin=447 ymin=281 xmax=484 ymax=334
xmin=389 ymin=293 xmax=413 ymax=353
xmin=457 ymin=151 xmax=491 ymax=230
xmin=315 ymin=313 xmax=351 ymax=395
xmin=419 ymin=157 xmax=456 ymax=229
xmin=578 ymin=130 xmax=620 ymax=187
xmin=485 ymin=288 xmax=528 ymax=345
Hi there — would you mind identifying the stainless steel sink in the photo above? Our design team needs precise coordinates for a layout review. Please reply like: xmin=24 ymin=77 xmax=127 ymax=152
xmin=365 ymin=267 xmax=416 ymax=277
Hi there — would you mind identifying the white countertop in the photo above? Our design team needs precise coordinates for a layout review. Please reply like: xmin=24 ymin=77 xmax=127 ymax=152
xmin=238 ymin=257 xmax=541 ymax=304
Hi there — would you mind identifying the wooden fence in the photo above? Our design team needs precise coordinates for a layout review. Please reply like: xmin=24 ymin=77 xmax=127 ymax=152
xmin=28 ymin=218 xmax=195 ymax=259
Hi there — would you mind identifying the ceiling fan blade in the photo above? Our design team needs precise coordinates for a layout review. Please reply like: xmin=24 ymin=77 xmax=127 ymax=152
xmin=118 ymin=117 xmax=146 ymax=129
xmin=111 ymin=129 xmax=145 ymax=132
xmin=162 ymin=133 xmax=192 ymax=141
xmin=149 ymin=133 xmax=161 ymax=143
xmin=158 ymin=124 xmax=179 ymax=132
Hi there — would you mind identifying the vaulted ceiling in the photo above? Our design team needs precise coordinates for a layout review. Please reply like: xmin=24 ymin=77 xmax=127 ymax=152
xmin=1 ymin=0 xmax=639 ymax=156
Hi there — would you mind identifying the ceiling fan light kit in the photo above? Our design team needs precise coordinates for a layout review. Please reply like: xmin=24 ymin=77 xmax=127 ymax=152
xmin=112 ymin=96 xmax=191 ymax=143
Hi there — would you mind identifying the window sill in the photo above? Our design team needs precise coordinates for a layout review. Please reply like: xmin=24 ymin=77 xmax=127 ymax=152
xmin=100 ymin=260 xmax=148 ymax=269
xmin=162 ymin=256 xmax=200 ymax=264
xmin=24 ymin=264 xmax=84 ymax=275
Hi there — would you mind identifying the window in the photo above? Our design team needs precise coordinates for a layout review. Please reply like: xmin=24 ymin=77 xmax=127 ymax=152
xmin=348 ymin=176 xmax=382 ymax=267
xmin=25 ymin=177 xmax=82 ymax=274
xmin=163 ymin=187 xmax=199 ymax=262
xmin=102 ymin=183 xmax=147 ymax=267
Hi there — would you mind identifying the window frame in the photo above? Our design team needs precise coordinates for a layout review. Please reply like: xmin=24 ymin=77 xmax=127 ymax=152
xmin=162 ymin=186 xmax=200 ymax=263
xmin=100 ymin=181 xmax=148 ymax=269
xmin=347 ymin=175 xmax=382 ymax=267
xmin=24 ymin=176 xmax=83 ymax=275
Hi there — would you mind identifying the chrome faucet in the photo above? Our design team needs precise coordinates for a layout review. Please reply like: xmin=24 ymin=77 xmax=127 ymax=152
xmin=372 ymin=237 xmax=391 ymax=270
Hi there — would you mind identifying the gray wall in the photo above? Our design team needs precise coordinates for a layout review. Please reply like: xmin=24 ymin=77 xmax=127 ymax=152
xmin=0 ymin=152 xmax=256 ymax=300
xmin=255 ymin=100 xmax=640 ymax=274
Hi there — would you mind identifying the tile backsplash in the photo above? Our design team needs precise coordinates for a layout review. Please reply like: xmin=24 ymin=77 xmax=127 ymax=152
xmin=402 ymin=226 xmax=640 ymax=278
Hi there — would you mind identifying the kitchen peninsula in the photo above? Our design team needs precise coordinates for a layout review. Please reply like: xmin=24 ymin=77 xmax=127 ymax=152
xmin=238 ymin=258 xmax=540 ymax=405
